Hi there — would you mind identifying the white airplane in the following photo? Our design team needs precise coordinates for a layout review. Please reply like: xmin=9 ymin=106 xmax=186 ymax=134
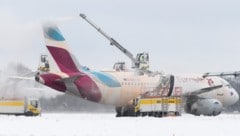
xmin=35 ymin=22 xmax=239 ymax=116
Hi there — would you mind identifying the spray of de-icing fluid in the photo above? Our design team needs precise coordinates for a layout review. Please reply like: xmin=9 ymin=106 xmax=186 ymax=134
xmin=0 ymin=10 xmax=76 ymax=99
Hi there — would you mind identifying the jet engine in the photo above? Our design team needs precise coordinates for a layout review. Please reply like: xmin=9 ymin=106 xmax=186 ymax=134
xmin=184 ymin=98 xmax=223 ymax=116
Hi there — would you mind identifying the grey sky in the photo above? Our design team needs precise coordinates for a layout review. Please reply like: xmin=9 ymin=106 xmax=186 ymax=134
xmin=0 ymin=0 xmax=240 ymax=74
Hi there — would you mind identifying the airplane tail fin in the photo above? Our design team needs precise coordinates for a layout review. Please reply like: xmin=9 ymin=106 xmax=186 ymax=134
xmin=42 ymin=23 xmax=81 ymax=75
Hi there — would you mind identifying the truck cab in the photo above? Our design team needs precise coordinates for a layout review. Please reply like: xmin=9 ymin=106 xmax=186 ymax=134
xmin=25 ymin=98 xmax=41 ymax=116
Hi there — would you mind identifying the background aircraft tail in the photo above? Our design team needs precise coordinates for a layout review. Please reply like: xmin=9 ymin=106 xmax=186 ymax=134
xmin=42 ymin=23 xmax=81 ymax=76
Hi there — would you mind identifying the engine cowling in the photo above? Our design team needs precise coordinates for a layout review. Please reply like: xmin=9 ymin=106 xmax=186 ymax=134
xmin=185 ymin=98 xmax=223 ymax=116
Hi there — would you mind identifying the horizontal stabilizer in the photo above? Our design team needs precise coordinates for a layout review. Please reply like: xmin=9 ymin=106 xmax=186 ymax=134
xmin=56 ymin=74 xmax=85 ymax=83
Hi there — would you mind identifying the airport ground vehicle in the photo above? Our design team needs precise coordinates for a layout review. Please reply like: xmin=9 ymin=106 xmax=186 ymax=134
xmin=116 ymin=96 xmax=182 ymax=117
xmin=134 ymin=96 xmax=182 ymax=117
xmin=0 ymin=98 xmax=41 ymax=116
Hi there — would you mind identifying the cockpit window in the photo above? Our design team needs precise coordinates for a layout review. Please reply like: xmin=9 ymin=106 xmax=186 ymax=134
xmin=30 ymin=100 xmax=38 ymax=108
xmin=226 ymin=84 xmax=233 ymax=89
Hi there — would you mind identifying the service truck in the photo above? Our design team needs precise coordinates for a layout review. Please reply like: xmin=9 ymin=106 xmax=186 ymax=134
xmin=0 ymin=98 xmax=41 ymax=116
xmin=134 ymin=96 xmax=182 ymax=117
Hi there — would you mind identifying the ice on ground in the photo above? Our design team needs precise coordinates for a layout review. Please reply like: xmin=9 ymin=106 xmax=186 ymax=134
xmin=0 ymin=113 xmax=239 ymax=136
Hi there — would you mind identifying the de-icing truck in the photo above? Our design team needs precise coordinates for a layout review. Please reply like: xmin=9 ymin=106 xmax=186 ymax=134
xmin=133 ymin=96 xmax=182 ymax=117
xmin=0 ymin=98 xmax=41 ymax=116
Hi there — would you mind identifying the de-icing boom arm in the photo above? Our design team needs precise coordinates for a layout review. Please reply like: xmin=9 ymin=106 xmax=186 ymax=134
xmin=79 ymin=13 xmax=140 ymax=68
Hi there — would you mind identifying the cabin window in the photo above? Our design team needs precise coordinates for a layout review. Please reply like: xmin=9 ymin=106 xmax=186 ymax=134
xmin=226 ymin=84 xmax=233 ymax=89
xmin=31 ymin=100 xmax=38 ymax=108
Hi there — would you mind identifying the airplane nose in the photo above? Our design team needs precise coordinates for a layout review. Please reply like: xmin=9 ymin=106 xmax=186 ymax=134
xmin=230 ymin=89 xmax=239 ymax=105
xmin=234 ymin=89 xmax=239 ymax=103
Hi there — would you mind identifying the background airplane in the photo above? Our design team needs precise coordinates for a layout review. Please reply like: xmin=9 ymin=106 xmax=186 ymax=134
xmin=35 ymin=23 xmax=239 ymax=116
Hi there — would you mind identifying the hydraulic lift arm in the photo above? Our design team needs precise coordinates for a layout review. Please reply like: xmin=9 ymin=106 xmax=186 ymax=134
xmin=79 ymin=13 xmax=149 ymax=70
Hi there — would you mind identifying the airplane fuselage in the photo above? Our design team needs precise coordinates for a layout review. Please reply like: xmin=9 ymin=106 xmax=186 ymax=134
xmin=37 ymin=70 xmax=239 ymax=107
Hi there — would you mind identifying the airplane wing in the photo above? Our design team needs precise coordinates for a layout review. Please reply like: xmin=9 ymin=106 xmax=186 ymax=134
xmin=203 ymin=71 xmax=240 ymax=78
xmin=183 ymin=85 xmax=223 ymax=96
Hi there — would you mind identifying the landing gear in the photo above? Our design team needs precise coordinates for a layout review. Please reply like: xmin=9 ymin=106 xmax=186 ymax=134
xmin=115 ymin=106 xmax=136 ymax=117
xmin=115 ymin=107 xmax=173 ymax=117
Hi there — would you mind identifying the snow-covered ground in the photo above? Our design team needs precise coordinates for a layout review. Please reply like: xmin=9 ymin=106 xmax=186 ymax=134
xmin=0 ymin=113 xmax=239 ymax=136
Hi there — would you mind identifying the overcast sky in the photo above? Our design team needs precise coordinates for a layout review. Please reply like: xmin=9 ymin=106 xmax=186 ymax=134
xmin=0 ymin=0 xmax=240 ymax=74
